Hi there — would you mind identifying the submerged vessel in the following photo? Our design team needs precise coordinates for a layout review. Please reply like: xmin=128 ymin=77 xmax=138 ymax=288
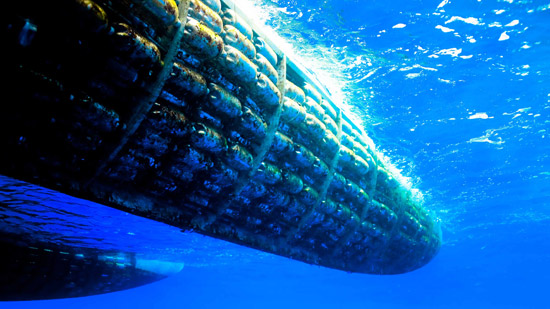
xmin=1 ymin=0 xmax=441 ymax=299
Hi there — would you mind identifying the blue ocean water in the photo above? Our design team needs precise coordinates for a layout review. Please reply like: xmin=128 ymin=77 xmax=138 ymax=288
xmin=2 ymin=0 xmax=550 ymax=308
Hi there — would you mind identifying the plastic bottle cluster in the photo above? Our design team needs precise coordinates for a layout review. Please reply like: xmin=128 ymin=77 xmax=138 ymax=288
xmin=1 ymin=0 xmax=441 ymax=274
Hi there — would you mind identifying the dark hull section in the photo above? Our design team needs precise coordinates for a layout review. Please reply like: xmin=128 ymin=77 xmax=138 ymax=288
xmin=0 ymin=175 xmax=185 ymax=301
xmin=1 ymin=0 xmax=441 ymax=288
xmin=0 ymin=240 xmax=166 ymax=301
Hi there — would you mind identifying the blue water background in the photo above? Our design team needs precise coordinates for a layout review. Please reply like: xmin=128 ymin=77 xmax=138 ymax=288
xmin=2 ymin=0 xmax=550 ymax=308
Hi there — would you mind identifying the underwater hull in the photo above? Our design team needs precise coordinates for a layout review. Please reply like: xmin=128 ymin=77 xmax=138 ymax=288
xmin=0 ymin=176 xmax=185 ymax=301
xmin=0 ymin=240 xmax=168 ymax=301
xmin=1 ymin=0 xmax=441 ymax=284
